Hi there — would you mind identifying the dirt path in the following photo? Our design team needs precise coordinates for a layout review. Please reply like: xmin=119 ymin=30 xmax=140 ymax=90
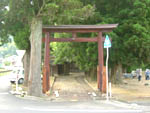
xmin=112 ymin=78 xmax=150 ymax=102
xmin=84 ymin=74 xmax=150 ymax=103
xmin=51 ymin=73 xmax=100 ymax=101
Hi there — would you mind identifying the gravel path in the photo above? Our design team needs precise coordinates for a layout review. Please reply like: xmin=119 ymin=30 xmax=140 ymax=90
xmin=51 ymin=72 xmax=100 ymax=101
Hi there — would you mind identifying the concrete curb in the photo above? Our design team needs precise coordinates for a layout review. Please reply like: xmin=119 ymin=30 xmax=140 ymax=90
xmin=106 ymin=100 xmax=146 ymax=110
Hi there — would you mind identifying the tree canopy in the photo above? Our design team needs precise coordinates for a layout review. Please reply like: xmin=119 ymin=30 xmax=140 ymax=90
xmin=98 ymin=0 xmax=150 ymax=70
xmin=53 ymin=0 xmax=150 ymax=72
xmin=0 ymin=0 xmax=9 ymax=46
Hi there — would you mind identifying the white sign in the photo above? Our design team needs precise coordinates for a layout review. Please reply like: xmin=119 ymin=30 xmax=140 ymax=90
xmin=104 ymin=35 xmax=111 ymax=48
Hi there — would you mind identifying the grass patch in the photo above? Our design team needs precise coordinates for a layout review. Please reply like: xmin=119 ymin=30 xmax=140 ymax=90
xmin=0 ymin=71 xmax=11 ymax=76
xmin=11 ymin=84 xmax=25 ymax=91
xmin=0 ymin=68 xmax=6 ymax=71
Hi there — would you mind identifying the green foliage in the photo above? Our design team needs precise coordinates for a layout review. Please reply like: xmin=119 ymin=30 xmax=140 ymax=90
xmin=0 ymin=0 xmax=9 ymax=45
xmin=2 ymin=0 xmax=150 ymax=75
xmin=2 ymin=0 xmax=95 ymax=51
xmin=52 ymin=33 xmax=74 ymax=64
xmin=0 ymin=38 xmax=17 ymax=58
xmin=52 ymin=34 xmax=99 ymax=71
xmin=53 ymin=0 xmax=150 ymax=73
xmin=93 ymin=0 xmax=150 ymax=71
xmin=14 ymin=27 xmax=30 ymax=50
xmin=42 ymin=0 xmax=96 ymax=25
xmin=4 ymin=61 xmax=11 ymax=66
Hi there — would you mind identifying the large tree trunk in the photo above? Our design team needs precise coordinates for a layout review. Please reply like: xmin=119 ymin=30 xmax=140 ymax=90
xmin=23 ymin=50 xmax=30 ymax=87
xmin=111 ymin=63 xmax=123 ymax=84
xmin=28 ymin=18 xmax=42 ymax=97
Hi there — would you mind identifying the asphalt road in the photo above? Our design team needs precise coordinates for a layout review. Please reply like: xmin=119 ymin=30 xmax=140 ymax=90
xmin=0 ymin=74 xmax=147 ymax=113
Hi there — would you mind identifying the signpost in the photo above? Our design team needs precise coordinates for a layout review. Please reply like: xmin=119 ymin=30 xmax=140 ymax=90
xmin=104 ymin=35 xmax=111 ymax=101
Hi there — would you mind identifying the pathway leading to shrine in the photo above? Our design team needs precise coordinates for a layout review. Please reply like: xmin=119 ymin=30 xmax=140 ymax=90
xmin=51 ymin=72 xmax=101 ymax=101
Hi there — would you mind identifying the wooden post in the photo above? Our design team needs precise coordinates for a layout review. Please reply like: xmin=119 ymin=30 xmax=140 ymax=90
xmin=97 ymin=32 xmax=104 ymax=92
xmin=97 ymin=66 xmax=100 ymax=89
xmin=102 ymin=66 xmax=106 ymax=93
xmin=97 ymin=66 xmax=106 ymax=93
xmin=43 ymin=32 xmax=50 ymax=93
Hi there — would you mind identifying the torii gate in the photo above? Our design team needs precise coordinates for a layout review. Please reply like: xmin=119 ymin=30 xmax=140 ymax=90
xmin=42 ymin=24 xmax=118 ymax=93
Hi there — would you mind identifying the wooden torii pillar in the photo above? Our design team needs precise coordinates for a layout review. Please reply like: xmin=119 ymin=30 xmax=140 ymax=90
xmin=42 ymin=24 xmax=118 ymax=93
xmin=43 ymin=32 xmax=50 ymax=93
